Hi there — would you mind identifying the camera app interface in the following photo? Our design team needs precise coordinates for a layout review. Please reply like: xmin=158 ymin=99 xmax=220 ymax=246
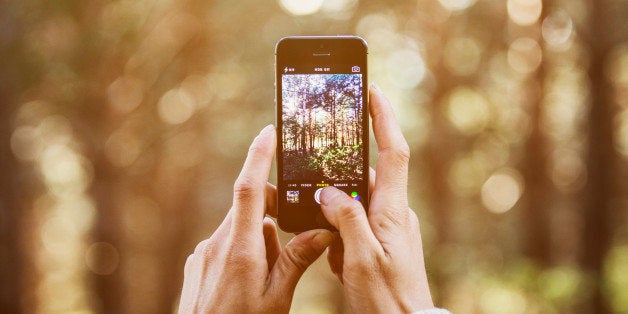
xmin=281 ymin=64 xmax=366 ymax=210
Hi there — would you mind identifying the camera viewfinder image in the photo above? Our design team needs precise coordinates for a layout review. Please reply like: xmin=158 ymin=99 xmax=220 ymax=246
xmin=282 ymin=74 xmax=364 ymax=181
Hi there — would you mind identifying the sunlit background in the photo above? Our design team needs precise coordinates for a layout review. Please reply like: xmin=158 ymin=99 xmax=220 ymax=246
xmin=1 ymin=0 xmax=627 ymax=313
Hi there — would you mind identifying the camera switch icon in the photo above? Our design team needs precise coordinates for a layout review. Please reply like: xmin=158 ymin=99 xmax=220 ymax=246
xmin=351 ymin=66 xmax=360 ymax=73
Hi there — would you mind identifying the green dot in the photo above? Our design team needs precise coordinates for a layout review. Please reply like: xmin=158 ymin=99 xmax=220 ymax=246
xmin=351 ymin=191 xmax=358 ymax=197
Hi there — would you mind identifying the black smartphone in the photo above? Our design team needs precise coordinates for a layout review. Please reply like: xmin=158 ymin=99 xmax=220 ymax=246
xmin=275 ymin=36 xmax=369 ymax=232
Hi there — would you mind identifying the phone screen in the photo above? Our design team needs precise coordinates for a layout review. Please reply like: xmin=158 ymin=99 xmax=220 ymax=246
xmin=276 ymin=37 xmax=368 ymax=231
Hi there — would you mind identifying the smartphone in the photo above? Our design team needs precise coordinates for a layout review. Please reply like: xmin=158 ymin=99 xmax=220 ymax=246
xmin=275 ymin=36 xmax=369 ymax=232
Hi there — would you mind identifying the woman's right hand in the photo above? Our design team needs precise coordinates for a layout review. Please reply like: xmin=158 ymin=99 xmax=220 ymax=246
xmin=320 ymin=84 xmax=434 ymax=313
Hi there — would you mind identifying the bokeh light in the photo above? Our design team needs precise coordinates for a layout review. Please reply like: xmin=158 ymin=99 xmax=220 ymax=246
xmin=614 ymin=109 xmax=628 ymax=157
xmin=40 ymin=144 xmax=91 ymax=194
xmin=537 ymin=267 xmax=582 ymax=305
xmin=481 ymin=168 xmax=524 ymax=214
xmin=41 ymin=216 xmax=79 ymax=256
xmin=108 ymin=76 xmax=145 ymax=114
xmin=157 ymin=88 xmax=197 ymax=125
xmin=2 ymin=0 xmax=627 ymax=313
xmin=445 ymin=86 xmax=491 ymax=135
xmin=541 ymin=65 xmax=588 ymax=141
xmin=86 ymin=242 xmax=120 ymax=275
xmin=386 ymin=48 xmax=426 ymax=89
xmin=480 ymin=286 xmax=527 ymax=314
xmin=507 ymin=0 xmax=543 ymax=26
xmin=10 ymin=125 xmax=41 ymax=161
xmin=448 ymin=153 xmax=489 ymax=197
xmin=604 ymin=246 xmax=628 ymax=312
xmin=105 ymin=129 xmax=142 ymax=168
xmin=542 ymin=10 xmax=574 ymax=49
xmin=321 ymin=0 xmax=358 ymax=19
xmin=549 ymin=147 xmax=587 ymax=192
xmin=607 ymin=43 xmax=628 ymax=89
xmin=508 ymin=37 xmax=543 ymax=74
xmin=437 ymin=0 xmax=477 ymax=12
xmin=278 ymin=0 xmax=324 ymax=16
xmin=17 ymin=110 xmax=97 ymax=313
xmin=444 ymin=36 xmax=482 ymax=76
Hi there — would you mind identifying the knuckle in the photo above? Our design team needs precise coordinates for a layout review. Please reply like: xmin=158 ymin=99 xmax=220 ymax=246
xmin=225 ymin=238 xmax=257 ymax=265
xmin=374 ymin=248 xmax=391 ymax=266
xmin=233 ymin=177 xmax=259 ymax=200
xmin=185 ymin=254 xmax=194 ymax=265
xmin=283 ymin=245 xmax=311 ymax=272
xmin=225 ymin=247 xmax=257 ymax=267
xmin=380 ymin=142 xmax=411 ymax=164
xmin=408 ymin=209 xmax=421 ymax=232
xmin=345 ymin=256 xmax=374 ymax=277
xmin=248 ymin=140 xmax=266 ymax=155
xmin=380 ymin=206 xmax=409 ymax=227
xmin=336 ymin=199 xmax=365 ymax=222
xmin=393 ymin=143 xmax=411 ymax=162
xmin=184 ymin=254 xmax=194 ymax=275
xmin=193 ymin=239 xmax=213 ymax=255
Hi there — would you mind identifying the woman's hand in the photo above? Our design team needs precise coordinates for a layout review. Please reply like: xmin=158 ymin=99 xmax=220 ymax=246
xmin=320 ymin=84 xmax=434 ymax=313
xmin=179 ymin=125 xmax=334 ymax=313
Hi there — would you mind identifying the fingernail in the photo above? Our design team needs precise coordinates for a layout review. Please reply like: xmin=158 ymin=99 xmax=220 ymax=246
xmin=313 ymin=231 xmax=334 ymax=250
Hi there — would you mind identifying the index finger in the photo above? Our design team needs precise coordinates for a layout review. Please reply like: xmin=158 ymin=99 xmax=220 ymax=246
xmin=231 ymin=125 xmax=277 ymax=236
xmin=369 ymin=84 xmax=410 ymax=208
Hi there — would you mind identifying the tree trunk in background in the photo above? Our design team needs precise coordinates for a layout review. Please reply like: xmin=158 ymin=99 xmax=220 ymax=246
xmin=521 ymin=6 xmax=551 ymax=267
xmin=90 ymin=158 xmax=125 ymax=313
xmin=153 ymin=1 xmax=214 ymax=310
xmin=580 ymin=0 xmax=615 ymax=312
xmin=0 ymin=5 xmax=25 ymax=311
xmin=522 ymin=79 xmax=552 ymax=266
xmin=69 ymin=0 xmax=127 ymax=310
xmin=0 ymin=73 xmax=22 ymax=314
xmin=422 ymin=18 xmax=455 ymax=302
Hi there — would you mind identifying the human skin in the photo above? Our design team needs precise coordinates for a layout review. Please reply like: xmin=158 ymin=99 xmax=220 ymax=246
xmin=179 ymin=84 xmax=434 ymax=313
xmin=178 ymin=124 xmax=334 ymax=313
xmin=320 ymin=84 xmax=434 ymax=313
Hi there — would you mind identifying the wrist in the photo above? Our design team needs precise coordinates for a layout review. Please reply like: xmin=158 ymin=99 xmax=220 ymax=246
xmin=392 ymin=289 xmax=434 ymax=314
xmin=410 ymin=309 xmax=451 ymax=314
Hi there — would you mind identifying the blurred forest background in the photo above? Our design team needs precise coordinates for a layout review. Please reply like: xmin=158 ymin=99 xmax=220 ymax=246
xmin=1 ymin=0 xmax=627 ymax=313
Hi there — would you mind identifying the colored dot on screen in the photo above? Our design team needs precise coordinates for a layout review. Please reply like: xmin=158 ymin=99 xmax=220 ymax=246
xmin=351 ymin=191 xmax=358 ymax=197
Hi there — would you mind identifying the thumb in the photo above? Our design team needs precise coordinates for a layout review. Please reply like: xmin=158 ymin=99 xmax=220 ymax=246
xmin=267 ymin=230 xmax=334 ymax=296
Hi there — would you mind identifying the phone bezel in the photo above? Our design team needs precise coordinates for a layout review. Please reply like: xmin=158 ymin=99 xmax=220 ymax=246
xmin=275 ymin=36 xmax=369 ymax=232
